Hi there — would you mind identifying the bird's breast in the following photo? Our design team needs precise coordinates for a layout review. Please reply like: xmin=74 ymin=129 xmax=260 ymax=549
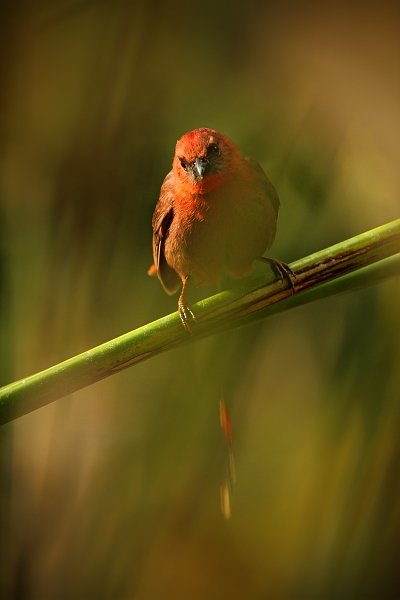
xmin=164 ymin=178 xmax=277 ymax=285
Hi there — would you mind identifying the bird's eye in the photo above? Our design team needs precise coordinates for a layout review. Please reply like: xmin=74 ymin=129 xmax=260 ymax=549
xmin=207 ymin=143 xmax=220 ymax=157
xmin=179 ymin=158 xmax=188 ymax=170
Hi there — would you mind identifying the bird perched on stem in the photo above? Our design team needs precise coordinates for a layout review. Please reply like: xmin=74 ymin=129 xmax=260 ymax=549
xmin=149 ymin=127 xmax=294 ymax=330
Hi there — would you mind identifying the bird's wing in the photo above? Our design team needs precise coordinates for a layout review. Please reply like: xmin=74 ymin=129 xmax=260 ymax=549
xmin=246 ymin=157 xmax=280 ymax=214
xmin=151 ymin=172 xmax=181 ymax=294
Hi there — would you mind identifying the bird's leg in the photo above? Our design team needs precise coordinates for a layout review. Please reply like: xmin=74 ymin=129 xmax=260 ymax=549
xmin=178 ymin=276 xmax=196 ymax=332
xmin=258 ymin=257 xmax=296 ymax=293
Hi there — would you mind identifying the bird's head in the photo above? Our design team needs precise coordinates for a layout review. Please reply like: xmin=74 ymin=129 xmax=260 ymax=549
xmin=172 ymin=128 xmax=240 ymax=192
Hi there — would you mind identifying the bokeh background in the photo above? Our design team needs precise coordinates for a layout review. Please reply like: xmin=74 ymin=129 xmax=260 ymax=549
xmin=1 ymin=1 xmax=399 ymax=598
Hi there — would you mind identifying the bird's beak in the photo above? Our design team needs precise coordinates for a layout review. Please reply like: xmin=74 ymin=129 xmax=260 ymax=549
xmin=194 ymin=157 xmax=207 ymax=179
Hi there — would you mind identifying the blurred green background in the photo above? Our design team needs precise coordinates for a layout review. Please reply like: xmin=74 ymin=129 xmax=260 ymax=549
xmin=1 ymin=1 xmax=399 ymax=598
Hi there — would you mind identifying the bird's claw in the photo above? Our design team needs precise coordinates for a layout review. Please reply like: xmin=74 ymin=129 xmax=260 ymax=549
xmin=274 ymin=261 xmax=296 ymax=293
xmin=259 ymin=257 xmax=297 ymax=293
xmin=178 ymin=302 xmax=196 ymax=333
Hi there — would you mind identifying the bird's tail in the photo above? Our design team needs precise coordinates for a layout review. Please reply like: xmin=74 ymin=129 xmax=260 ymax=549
xmin=147 ymin=264 xmax=158 ymax=277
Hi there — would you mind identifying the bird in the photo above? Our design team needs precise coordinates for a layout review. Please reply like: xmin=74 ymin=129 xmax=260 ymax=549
xmin=148 ymin=127 xmax=294 ymax=330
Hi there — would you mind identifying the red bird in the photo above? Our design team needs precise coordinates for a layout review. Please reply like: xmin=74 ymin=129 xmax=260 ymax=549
xmin=149 ymin=128 xmax=293 ymax=330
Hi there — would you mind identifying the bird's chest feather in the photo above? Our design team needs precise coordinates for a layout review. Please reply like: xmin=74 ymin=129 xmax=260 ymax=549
xmin=164 ymin=180 xmax=272 ymax=284
xmin=166 ymin=191 xmax=228 ymax=281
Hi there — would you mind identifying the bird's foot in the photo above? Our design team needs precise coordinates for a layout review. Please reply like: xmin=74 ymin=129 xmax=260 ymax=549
xmin=178 ymin=302 xmax=196 ymax=333
xmin=258 ymin=257 xmax=296 ymax=293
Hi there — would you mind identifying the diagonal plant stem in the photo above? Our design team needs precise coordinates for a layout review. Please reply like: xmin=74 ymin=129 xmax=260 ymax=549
xmin=1 ymin=219 xmax=399 ymax=425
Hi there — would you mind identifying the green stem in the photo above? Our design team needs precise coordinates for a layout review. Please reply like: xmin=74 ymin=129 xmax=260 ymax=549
xmin=1 ymin=219 xmax=400 ymax=425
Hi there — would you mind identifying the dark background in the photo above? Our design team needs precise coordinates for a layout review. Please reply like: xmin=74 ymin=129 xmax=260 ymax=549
xmin=1 ymin=1 xmax=399 ymax=597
